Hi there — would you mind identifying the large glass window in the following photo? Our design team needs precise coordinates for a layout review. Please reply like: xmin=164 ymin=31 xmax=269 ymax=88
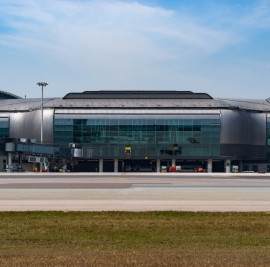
xmin=54 ymin=117 xmax=220 ymax=158
xmin=267 ymin=121 xmax=270 ymax=158
xmin=0 ymin=119 xmax=9 ymax=138
xmin=267 ymin=122 xmax=270 ymax=145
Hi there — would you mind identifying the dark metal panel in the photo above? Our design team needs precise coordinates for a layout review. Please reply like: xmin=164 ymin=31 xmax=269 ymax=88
xmin=10 ymin=110 xmax=54 ymax=143
xmin=220 ymin=144 xmax=267 ymax=159
xmin=220 ymin=110 xmax=266 ymax=145
xmin=63 ymin=91 xmax=213 ymax=99
xmin=220 ymin=110 xmax=267 ymax=159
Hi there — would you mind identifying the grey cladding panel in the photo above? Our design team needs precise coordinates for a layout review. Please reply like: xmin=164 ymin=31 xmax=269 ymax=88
xmin=220 ymin=110 xmax=266 ymax=145
xmin=10 ymin=110 xmax=54 ymax=143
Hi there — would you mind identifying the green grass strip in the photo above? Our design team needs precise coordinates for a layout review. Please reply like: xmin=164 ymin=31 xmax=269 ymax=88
xmin=0 ymin=211 xmax=269 ymax=266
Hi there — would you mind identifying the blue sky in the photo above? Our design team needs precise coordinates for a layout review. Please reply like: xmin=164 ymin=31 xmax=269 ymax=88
xmin=0 ymin=0 xmax=270 ymax=99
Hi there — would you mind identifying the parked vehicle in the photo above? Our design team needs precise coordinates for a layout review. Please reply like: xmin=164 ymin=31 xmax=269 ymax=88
xmin=11 ymin=166 xmax=25 ymax=172
xmin=194 ymin=168 xmax=207 ymax=172
xmin=161 ymin=166 xmax=167 ymax=173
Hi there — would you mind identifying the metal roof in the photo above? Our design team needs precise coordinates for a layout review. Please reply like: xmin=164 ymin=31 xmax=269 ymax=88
xmin=0 ymin=90 xmax=21 ymax=100
xmin=0 ymin=91 xmax=270 ymax=112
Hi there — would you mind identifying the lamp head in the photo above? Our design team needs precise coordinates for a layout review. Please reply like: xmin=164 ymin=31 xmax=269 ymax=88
xmin=37 ymin=82 xmax=48 ymax=87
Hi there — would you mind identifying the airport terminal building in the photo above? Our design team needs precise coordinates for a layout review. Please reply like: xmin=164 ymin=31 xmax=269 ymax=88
xmin=0 ymin=90 xmax=270 ymax=172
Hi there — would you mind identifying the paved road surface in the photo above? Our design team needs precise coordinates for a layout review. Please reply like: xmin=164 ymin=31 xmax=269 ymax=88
xmin=0 ymin=172 xmax=270 ymax=211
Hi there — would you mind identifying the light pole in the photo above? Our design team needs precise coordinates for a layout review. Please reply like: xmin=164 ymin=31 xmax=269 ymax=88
xmin=37 ymin=82 xmax=48 ymax=144
xmin=37 ymin=82 xmax=48 ymax=172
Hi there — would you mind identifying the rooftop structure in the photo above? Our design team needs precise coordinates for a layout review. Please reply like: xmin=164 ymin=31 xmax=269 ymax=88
xmin=63 ymin=90 xmax=213 ymax=99
xmin=0 ymin=90 xmax=21 ymax=100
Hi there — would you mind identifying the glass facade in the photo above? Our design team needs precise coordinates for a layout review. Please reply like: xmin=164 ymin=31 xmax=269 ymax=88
xmin=54 ymin=117 xmax=220 ymax=158
xmin=267 ymin=120 xmax=270 ymax=157
xmin=0 ymin=119 xmax=9 ymax=138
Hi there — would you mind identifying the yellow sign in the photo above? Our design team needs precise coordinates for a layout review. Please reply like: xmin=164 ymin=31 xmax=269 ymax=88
xmin=125 ymin=147 xmax=131 ymax=150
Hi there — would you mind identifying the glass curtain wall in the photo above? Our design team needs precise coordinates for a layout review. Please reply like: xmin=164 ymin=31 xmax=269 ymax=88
xmin=0 ymin=119 xmax=9 ymax=138
xmin=267 ymin=118 xmax=270 ymax=158
xmin=54 ymin=117 xmax=220 ymax=158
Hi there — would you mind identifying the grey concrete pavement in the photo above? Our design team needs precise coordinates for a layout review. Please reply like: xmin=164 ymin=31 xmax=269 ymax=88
xmin=0 ymin=172 xmax=270 ymax=211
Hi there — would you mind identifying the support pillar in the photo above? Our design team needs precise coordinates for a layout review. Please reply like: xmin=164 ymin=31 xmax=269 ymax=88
xmin=172 ymin=159 xmax=176 ymax=167
xmin=225 ymin=159 xmax=231 ymax=173
xmin=156 ymin=159 xmax=161 ymax=173
xmin=8 ymin=153 xmax=12 ymax=168
xmin=122 ymin=161 xmax=124 ymax=172
xmin=0 ymin=158 xmax=3 ymax=172
xmin=99 ymin=159 xmax=103 ymax=173
xmin=239 ymin=160 xmax=243 ymax=172
xmin=114 ymin=159 xmax=118 ymax=172
xmin=62 ymin=163 xmax=67 ymax=172
xmin=207 ymin=159 xmax=213 ymax=173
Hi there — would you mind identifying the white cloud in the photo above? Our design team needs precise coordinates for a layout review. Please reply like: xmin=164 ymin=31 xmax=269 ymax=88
xmin=0 ymin=0 xmax=270 ymax=98
xmin=0 ymin=0 xmax=238 ymax=55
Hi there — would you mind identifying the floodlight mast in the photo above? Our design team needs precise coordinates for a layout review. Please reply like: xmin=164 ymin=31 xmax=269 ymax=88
xmin=37 ymin=82 xmax=48 ymax=172
xmin=36 ymin=82 xmax=48 ymax=144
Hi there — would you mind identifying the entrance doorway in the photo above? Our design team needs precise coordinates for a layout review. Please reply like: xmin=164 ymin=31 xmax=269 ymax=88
xmin=212 ymin=161 xmax=224 ymax=172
